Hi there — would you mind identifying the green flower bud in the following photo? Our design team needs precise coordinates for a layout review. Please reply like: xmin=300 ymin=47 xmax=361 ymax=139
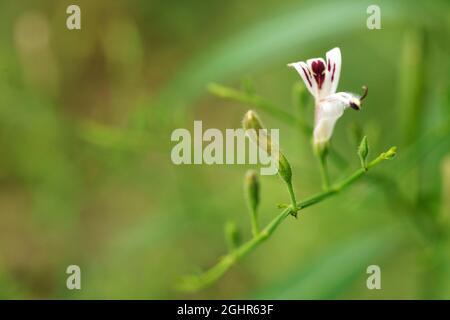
xmin=381 ymin=146 xmax=397 ymax=160
xmin=242 ymin=110 xmax=264 ymax=132
xmin=277 ymin=153 xmax=292 ymax=185
xmin=242 ymin=111 xmax=292 ymax=183
xmin=242 ymin=110 xmax=272 ymax=155
xmin=358 ymin=136 xmax=369 ymax=170
xmin=242 ymin=110 xmax=296 ymax=215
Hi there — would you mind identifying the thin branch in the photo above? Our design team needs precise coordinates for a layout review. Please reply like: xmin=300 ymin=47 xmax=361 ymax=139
xmin=208 ymin=83 xmax=312 ymax=135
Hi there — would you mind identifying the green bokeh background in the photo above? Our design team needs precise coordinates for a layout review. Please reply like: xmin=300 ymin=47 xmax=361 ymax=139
xmin=0 ymin=0 xmax=449 ymax=299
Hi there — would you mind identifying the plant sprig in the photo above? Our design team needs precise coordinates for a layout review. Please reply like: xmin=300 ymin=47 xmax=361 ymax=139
xmin=178 ymin=75 xmax=398 ymax=292
xmin=177 ymin=145 xmax=397 ymax=292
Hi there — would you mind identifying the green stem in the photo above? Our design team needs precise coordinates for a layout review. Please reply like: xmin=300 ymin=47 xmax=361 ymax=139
xmin=286 ymin=182 xmax=298 ymax=215
xmin=359 ymin=157 xmax=367 ymax=171
xmin=177 ymin=208 xmax=290 ymax=292
xmin=178 ymin=149 xmax=396 ymax=292
xmin=250 ymin=208 xmax=259 ymax=237
xmin=318 ymin=152 xmax=330 ymax=191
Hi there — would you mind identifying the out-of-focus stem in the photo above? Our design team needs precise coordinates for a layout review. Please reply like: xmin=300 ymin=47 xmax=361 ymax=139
xmin=209 ymin=83 xmax=312 ymax=135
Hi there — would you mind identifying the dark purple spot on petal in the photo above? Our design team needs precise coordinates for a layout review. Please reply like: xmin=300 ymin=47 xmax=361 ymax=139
xmin=311 ymin=60 xmax=326 ymax=89
xmin=327 ymin=59 xmax=331 ymax=72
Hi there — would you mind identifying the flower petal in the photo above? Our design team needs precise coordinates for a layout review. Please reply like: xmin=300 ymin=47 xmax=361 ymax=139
xmin=324 ymin=47 xmax=342 ymax=97
xmin=288 ymin=61 xmax=318 ymax=98
xmin=289 ymin=48 xmax=342 ymax=101
xmin=313 ymin=97 xmax=346 ymax=144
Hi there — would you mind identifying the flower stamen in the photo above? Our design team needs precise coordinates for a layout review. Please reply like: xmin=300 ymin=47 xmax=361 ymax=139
xmin=360 ymin=85 xmax=368 ymax=101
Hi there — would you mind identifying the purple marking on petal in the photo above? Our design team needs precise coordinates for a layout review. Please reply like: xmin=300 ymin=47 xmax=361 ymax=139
xmin=311 ymin=60 xmax=325 ymax=89
xmin=301 ymin=67 xmax=313 ymax=87
xmin=327 ymin=59 xmax=331 ymax=72
xmin=331 ymin=63 xmax=336 ymax=81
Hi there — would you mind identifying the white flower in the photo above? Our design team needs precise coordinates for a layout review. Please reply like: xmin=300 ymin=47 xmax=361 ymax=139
xmin=288 ymin=47 xmax=367 ymax=145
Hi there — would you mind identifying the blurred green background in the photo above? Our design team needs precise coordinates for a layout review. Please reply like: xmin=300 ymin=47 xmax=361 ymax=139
xmin=0 ymin=0 xmax=449 ymax=299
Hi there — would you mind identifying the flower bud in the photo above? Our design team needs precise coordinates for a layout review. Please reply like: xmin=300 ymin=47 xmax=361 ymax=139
xmin=358 ymin=136 xmax=369 ymax=170
xmin=243 ymin=110 xmax=273 ymax=156
xmin=381 ymin=146 xmax=397 ymax=160
xmin=242 ymin=110 xmax=264 ymax=132
xmin=242 ymin=110 xmax=270 ymax=155
xmin=242 ymin=110 xmax=292 ymax=184
xmin=277 ymin=153 xmax=292 ymax=185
